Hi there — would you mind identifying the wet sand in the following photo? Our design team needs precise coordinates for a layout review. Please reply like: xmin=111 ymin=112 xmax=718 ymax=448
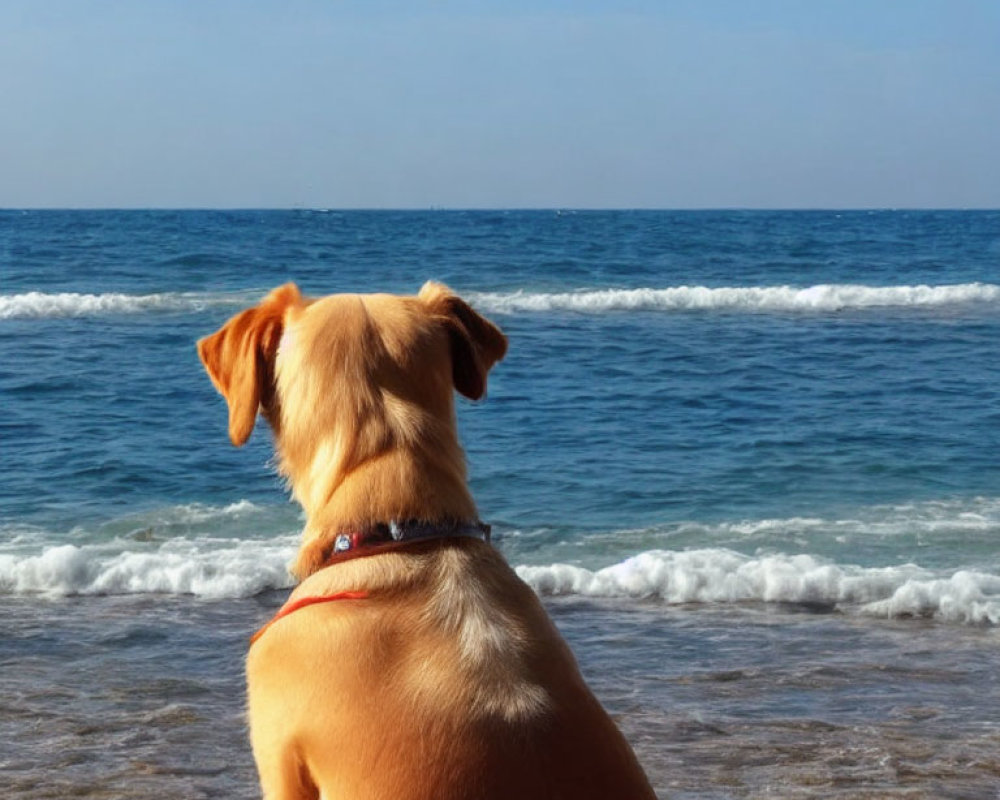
xmin=2 ymin=595 xmax=998 ymax=799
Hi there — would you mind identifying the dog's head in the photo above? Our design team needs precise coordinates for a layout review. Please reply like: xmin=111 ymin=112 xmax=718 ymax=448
xmin=197 ymin=280 xmax=507 ymax=462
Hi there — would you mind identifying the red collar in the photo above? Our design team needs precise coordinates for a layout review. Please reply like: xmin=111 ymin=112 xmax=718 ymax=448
xmin=315 ymin=519 xmax=491 ymax=567
xmin=250 ymin=520 xmax=490 ymax=646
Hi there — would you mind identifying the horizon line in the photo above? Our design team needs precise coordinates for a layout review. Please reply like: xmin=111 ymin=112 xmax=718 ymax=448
xmin=3 ymin=205 xmax=999 ymax=213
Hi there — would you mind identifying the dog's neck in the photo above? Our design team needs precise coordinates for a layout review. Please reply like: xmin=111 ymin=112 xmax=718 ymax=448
xmin=269 ymin=315 xmax=484 ymax=579
xmin=283 ymin=438 xmax=481 ymax=578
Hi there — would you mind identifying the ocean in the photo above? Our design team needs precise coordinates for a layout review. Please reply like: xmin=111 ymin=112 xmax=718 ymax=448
xmin=1 ymin=209 xmax=999 ymax=798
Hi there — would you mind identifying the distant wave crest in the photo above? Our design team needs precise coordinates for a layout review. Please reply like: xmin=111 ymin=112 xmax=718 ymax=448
xmin=517 ymin=549 xmax=1000 ymax=625
xmin=3 ymin=283 xmax=998 ymax=320
xmin=0 ymin=290 xmax=257 ymax=320
xmin=471 ymin=283 xmax=1000 ymax=314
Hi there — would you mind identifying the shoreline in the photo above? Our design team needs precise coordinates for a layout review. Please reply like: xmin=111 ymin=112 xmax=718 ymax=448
xmin=3 ymin=594 xmax=999 ymax=798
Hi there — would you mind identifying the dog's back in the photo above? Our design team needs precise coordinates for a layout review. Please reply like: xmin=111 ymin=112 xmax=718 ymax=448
xmin=247 ymin=539 xmax=655 ymax=800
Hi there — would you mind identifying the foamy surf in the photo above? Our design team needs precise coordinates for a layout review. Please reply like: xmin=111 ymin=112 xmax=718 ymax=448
xmin=0 ymin=501 xmax=300 ymax=597
xmin=4 ymin=496 xmax=999 ymax=620
xmin=0 ymin=536 xmax=298 ymax=598
xmin=471 ymin=282 xmax=1000 ymax=314
xmin=517 ymin=549 xmax=1000 ymax=625
xmin=4 ymin=536 xmax=999 ymax=625
xmin=3 ymin=283 xmax=998 ymax=320
xmin=0 ymin=289 xmax=261 ymax=319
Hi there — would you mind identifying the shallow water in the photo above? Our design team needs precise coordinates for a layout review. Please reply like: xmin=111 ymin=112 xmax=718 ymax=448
xmin=3 ymin=594 xmax=1000 ymax=798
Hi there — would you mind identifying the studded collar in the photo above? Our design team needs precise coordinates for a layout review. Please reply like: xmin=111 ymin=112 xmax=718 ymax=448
xmin=318 ymin=519 xmax=491 ymax=567
xmin=249 ymin=520 xmax=491 ymax=647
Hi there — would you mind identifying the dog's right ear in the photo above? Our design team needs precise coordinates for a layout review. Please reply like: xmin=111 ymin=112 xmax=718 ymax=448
xmin=197 ymin=283 xmax=302 ymax=446
xmin=418 ymin=281 xmax=507 ymax=400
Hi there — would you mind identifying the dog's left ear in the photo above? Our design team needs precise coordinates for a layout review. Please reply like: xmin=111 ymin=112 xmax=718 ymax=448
xmin=419 ymin=281 xmax=507 ymax=400
xmin=197 ymin=283 xmax=303 ymax=446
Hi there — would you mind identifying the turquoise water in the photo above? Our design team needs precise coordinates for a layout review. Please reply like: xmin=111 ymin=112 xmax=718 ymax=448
xmin=2 ymin=210 xmax=999 ymax=797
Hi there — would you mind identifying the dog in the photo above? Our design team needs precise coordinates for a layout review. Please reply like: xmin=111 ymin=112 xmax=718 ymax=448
xmin=198 ymin=282 xmax=656 ymax=800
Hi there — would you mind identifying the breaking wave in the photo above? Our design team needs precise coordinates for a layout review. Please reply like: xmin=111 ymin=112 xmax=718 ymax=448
xmin=3 ymin=283 xmax=998 ymax=320
xmin=470 ymin=283 xmax=1000 ymax=314
xmin=0 ymin=290 xmax=259 ymax=319
xmin=517 ymin=550 xmax=1000 ymax=625
xmin=4 ymin=497 xmax=999 ymax=623
xmin=4 ymin=537 xmax=998 ymax=625
xmin=0 ymin=536 xmax=298 ymax=598
xmin=0 ymin=501 xmax=300 ymax=598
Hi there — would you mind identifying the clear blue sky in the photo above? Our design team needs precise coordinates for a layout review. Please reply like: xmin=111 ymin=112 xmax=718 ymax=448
xmin=2 ymin=0 xmax=998 ymax=208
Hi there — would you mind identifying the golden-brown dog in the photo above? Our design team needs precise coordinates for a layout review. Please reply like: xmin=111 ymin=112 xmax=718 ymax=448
xmin=198 ymin=282 xmax=655 ymax=800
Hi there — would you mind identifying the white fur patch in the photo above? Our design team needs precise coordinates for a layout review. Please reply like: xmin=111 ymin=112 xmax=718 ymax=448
xmin=425 ymin=550 xmax=550 ymax=721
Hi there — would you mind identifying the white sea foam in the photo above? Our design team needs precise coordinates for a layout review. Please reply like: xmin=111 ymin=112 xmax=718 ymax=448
xmin=4 ymin=535 xmax=998 ymax=625
xmin=0 ymin=536 xmax=298 ymax=598
xmin=0 ymin=290 xmax=258 ymax=319
xmin=516 ymin=549 xmax=1000 ymax=625
xmin=0 ymin=500 xmax=301 ymax=597
xmin=470 ymin=283 xmax=1000 ymax=315
xmin=3 ymin=283 xmax=997 ymax=320
xmin=4 ymin=497 xmax=999 ymax=621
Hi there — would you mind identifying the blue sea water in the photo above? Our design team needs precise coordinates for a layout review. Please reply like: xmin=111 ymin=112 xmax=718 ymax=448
xmin=1 ymin=210 xmax=999 ymax=798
